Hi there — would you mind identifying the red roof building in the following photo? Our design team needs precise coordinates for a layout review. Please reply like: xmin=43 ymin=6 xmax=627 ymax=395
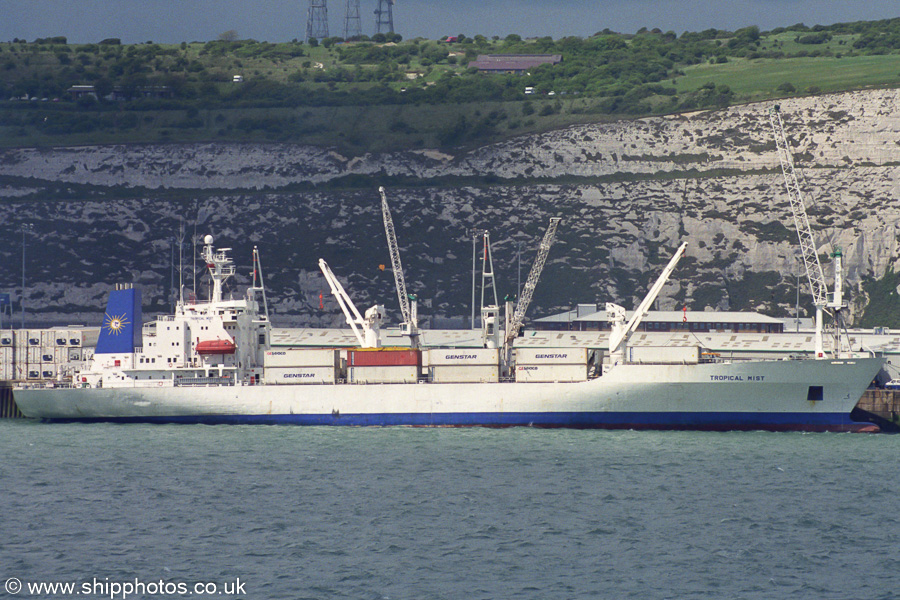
xmin=467 ymin=54 xmax=562 ymax=74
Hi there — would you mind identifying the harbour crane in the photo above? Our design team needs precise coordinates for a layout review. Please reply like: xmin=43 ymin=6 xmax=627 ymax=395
xmin=503 ymin=217 xmax=562 ymax=349
xmin=769 ymin=105 xmax=849 ymax=357
xmin=379 ymin=186 xmax=418 ymax=346
xmin=318 ymin=259 xmax=384 ymax=348
xmin=607 ymin=241 xmax=688 ymax=367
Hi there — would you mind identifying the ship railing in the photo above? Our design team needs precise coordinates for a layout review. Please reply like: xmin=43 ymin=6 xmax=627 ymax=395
xmin=14 ymin=381 xmax=76 ymax=390
xmin=174 ymin=377 xmax=236 ymax=387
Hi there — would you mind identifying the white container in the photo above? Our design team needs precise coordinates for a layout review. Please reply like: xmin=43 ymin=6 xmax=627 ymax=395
xmin=27 ymin=347 xmax=41 ymax=364
xmin=348 ymin=365 xmax=418 ymax=384
xmin=0 ymin=332 xmax=12 ymax=346
xmin=0 ymin=361 xmax=13 ymax=381
xmin=265 ymin=348 xmax=339 ymax=368
xmin=41 ymin=330 xmax=55 ymax=347
xmin=15 ymin=331 xmax=30 ymax=348
xmin=627 ymin=346 xmax=700 ymax=364
xmin=54 ymin=347 xmax=69 ymax=364
xmin=75 ymin=329 xmax=94 ymax=347
xmin=515 ymin=363 xmax=587 ymax=383
xmin=430 ymin=365 xmax=499 ymax=383
xmin=425 ymin=348 xmax=499 ymax=367
xmin=515 ymin=347 xmax=588 ymax=365
xmin=263 ymin=366 xmax=338 ymax=385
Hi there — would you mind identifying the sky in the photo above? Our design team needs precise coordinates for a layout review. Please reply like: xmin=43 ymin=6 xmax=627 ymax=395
xmin=1 ymin=0 xmax=899 ymax=44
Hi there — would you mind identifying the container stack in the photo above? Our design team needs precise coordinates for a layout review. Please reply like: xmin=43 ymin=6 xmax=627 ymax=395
xmin=426 ymin=348 xmax=499 ymax=383
xmin=514 ymin=347 xmax=589 ymax=383
xmin=347 ymin=348 xmax=421 ymax=383
xmin=263 ymin=348 xmax=340 ymax=384
xmin=0 ymin=329 xmax=84 ymax=382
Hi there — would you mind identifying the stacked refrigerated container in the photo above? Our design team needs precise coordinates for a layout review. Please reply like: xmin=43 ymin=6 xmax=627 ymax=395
xmin=425 ymin=348 xmax=499 ymax=383
xmin=0 ymin=328 xmax=85 ymax=382
xmin=347 ymin=348 xmax=421 ymax=383
xmin=263 ymin=348 xmax=340 ymax=384
xmin=514 ymin=347 xmax=590 ymax=382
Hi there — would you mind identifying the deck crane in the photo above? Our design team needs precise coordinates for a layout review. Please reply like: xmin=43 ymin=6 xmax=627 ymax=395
xmin=379 ymin=186 xmax=419 ymax=347
xmin=607 ymin=241 xmax=688 ymax=368
xmin=768 ymin=105 xmax=849 ymax=357
xmin=503 ymin=217 xmax=562 ymax=350
xmin=318 ymin=259 xmax=384 ymax=348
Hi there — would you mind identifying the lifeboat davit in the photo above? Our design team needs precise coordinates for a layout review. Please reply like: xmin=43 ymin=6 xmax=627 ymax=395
xmin=196 ymin=339 xmax=236 ymax=355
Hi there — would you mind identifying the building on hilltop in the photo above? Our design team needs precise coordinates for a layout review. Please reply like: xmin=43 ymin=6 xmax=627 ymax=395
xmin=467 ymin=54 xmax=562 ymax=74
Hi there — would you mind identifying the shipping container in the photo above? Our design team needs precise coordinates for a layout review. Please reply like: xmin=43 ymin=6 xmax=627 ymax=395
xmin=68 ymin=348 xmax=83 ymax=362
xmin=627 ymin=346 xmax=700 ymax=364
xmin=53 ymin=347 xmax=68 ymax=365
xmin=425 ymin=348 xmax=499 ymax=367
xmin=0 ymin=332 xmax=12 ymax=346
xmin=41 ymin=330 xmax=55 ymax=347
xmin=515 ymin=363 xmax=588 ymax=383
xmin=348 ymin=365 xmax=419 ymax=383
xmin=348 ymin=348 xmax=421 ymax=367
xmin=263 ymin=366 xmax=338 ymax=385
xmin=0 ymin=347 xmax=14 ymax=381
xmin=264 ymin=348 xmax=339 ymax=368
xmin=430 ymin=365 xmax=499 ymax=383
xmin=27 ymin=347 xmax=41 ymax=364
xmin=515 ymin=347 xmax=589 ymax=365
xmin=80 ymin=328 xmax=98 ymax=348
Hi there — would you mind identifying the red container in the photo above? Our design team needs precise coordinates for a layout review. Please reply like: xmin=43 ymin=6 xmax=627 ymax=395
xmin=348 ymin=348 xmax=421 ymax=367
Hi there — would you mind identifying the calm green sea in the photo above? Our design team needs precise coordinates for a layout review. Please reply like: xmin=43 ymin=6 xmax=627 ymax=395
xmin=1 ymin=422 xmax=898 ymax=599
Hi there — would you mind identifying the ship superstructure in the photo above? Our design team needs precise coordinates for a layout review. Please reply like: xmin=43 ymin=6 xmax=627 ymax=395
xmin=78 ymin=236 xmax=270 ymax=390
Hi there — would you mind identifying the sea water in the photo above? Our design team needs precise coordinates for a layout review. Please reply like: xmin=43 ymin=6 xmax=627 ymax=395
xmin=1 ymin=421 xmax=898 ymax=600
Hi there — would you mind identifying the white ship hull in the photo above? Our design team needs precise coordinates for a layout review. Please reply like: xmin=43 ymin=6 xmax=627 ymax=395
xmin=14 ymin=357 xmax=882 ymax=432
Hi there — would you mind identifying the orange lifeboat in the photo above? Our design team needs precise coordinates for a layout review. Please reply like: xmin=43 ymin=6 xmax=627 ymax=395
xmin=196 ymin=339 xmax=236 ymax=355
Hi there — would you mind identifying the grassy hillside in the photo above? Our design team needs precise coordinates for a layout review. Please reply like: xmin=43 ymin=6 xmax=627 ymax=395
xmin=3 ymin=19 xmax=900 ymax=154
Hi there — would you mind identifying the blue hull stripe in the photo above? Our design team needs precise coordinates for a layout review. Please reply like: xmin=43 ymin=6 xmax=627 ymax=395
xmin=45 ymin=411 xmax=872 ymax=432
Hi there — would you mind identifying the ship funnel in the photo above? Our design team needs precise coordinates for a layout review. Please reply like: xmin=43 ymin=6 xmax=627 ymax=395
xmin=95 ymin=285 xmax=142 ymax=354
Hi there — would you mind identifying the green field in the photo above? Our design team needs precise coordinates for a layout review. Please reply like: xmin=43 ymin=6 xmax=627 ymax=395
xmin=676 ymin=54 xmax=900 ymax=99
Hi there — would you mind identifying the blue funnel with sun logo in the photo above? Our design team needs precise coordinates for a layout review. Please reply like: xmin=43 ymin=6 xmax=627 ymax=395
xmin=95 ymin=285 xmax=142 ymax=354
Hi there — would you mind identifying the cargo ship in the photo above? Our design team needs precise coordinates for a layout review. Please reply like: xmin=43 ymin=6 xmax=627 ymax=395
xmin=12 ymin=236 xmax=883 ymax=431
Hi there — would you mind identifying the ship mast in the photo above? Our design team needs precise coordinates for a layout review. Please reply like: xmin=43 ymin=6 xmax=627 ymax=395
xmin=200 ymin=235 xmax=235 ymax=304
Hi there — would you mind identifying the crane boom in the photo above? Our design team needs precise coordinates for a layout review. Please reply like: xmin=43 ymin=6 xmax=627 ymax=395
xmin=504 ymin=218 xmax=561 ymax=347
xmin=608 ymin=241 xmax=688 ymax=356
xmin=318 ymin=258 xmax=367 ymax=348
xmin=379 ymin=186 xmax=413 ymax=327
xmin=768 ymin=105 xmax=829 ymax=307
